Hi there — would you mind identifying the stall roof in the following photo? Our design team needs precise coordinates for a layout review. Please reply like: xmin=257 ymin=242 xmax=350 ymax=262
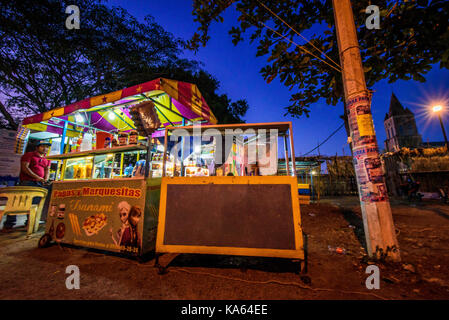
xmin=164 ymin=122 xmax=292 ymax=136
xmin=21 ymin=78 xmax=218 ymax=136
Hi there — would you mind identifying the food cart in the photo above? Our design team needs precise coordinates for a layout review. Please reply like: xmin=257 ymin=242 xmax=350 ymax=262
xmin=19 ymin=78 xmax=217 ymax=256
xmin=155 ymin=122 xmax=305 ymax=271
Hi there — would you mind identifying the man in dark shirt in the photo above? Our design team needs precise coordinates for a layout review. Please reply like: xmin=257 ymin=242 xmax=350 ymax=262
xmin=2 ymin=140 xmax=52 ymax=232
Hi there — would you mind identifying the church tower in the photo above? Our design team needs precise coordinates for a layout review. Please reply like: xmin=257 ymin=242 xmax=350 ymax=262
xmin=384 ymin=93 xmax=422 ymax=152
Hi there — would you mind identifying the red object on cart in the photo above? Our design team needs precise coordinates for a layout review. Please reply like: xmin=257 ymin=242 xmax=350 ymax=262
xmin=96 ymin=132 xmax=113 ymax=149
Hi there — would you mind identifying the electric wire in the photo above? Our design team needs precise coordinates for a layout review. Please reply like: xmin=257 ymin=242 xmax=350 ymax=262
xmin=69 ymin=249 xmax=387 ymax=300
xmin=302 ymin=122 xmax=345 ymax=156
xmin=171 ymin=268 xmax=388 ymax=300
xmin=255 ymin=0 xmax=341 ymax=70
xmin=235 ymin=6 xmax=342 ymax=74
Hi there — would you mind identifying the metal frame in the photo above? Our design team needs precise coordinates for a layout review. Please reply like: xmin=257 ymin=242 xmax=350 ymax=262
xmin=156 ymin=175 xmax=304 ymax=259
xmin=161 ymin=122 xmax=297 ymax=177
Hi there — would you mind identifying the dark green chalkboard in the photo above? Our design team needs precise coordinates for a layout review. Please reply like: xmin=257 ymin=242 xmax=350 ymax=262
xmin=163 ymin=184 xmax=295 ymax=250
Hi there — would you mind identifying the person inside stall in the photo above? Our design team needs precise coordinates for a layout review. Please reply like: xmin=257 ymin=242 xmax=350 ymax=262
xmin=132 ymin=160 xmax=145 ymax=177
xmin=123 ymin=163 xmax=134 ymax=177
xmin=2 ymin=140 xmax=52 ymax=232
xmin=249 ymin=161 xmax=260 ymax=176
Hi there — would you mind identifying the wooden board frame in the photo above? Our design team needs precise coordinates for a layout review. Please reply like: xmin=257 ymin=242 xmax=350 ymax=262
xmin=156 ymin=176 xmax=304 ymax=260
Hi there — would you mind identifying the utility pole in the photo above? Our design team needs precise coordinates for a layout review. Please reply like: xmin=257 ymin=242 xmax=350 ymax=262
xmin=437 ymin=113 xmax=448 ymax=150
xmin=332 ymin=0 xmax=400 ymax=261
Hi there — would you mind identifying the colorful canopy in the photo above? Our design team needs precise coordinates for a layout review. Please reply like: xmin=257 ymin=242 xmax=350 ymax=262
xmin=22 ymin=78 xmax=218 ymax=137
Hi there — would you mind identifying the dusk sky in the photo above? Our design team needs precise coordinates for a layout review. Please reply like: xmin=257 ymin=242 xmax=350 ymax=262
xmin=106 ymin=0 xmax=449 ymax=157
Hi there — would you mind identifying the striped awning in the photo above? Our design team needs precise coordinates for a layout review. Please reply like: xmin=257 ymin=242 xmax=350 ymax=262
xmin=22 ymin=78 xmax=218 ymax=134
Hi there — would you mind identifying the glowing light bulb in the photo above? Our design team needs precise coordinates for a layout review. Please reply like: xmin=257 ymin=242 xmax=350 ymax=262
xmin=75 ymin=114 xmax=84 ymax=123
xmin=432 ymin=105 xmax=443 ymax=113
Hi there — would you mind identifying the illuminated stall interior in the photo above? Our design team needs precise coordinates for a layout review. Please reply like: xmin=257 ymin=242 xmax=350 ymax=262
xmin=20 ymin=78 xmax=217 ymax=180
xmin=161 ymin=122 xmax=297 ymax=177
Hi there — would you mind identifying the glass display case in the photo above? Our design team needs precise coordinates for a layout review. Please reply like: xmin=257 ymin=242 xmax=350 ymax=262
xmin=64 ymin=156 xmax=94 ymax=180
xmin=92 ymin=154 xmax=116 ymax=179
xmin=47 ymin=145 xmax=149 ymax=181
xmin=184 ymin=166 xmax=209 ymax=177
xmin=150 ymin=152 xmax=174 ymax=177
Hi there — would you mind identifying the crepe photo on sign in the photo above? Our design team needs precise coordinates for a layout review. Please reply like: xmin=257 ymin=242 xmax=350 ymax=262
xmin=82 ymin=213 xmax=107 ymax=236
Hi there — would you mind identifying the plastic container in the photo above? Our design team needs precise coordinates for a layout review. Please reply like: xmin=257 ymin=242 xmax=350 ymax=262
xmin=71 ymin=137 xmax=82 ymax=152
xmin=328 ymin=245 xmax=347 ymax=255
xmin=118 ymin=132 xmax=129 ymax=146
xmin=128 ymin=130 xmax=138 ymax=144
xmin=80 ymin=133 xmax=92 ymax=151
xmin=96 ymin=132 xmax=113 ymax=150
xmin=111 ymin=137 xmax=119 ymax=147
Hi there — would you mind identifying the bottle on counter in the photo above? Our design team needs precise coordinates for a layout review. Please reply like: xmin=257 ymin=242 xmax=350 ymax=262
xmin=71 ymin=137 xmax=82 ymax=152
xmin=92 ymin=134 xmax=96 ymax=150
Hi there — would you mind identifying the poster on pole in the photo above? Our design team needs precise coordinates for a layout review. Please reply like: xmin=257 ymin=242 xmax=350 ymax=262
xmin=0 ymin=129 xmax=22 ymax=185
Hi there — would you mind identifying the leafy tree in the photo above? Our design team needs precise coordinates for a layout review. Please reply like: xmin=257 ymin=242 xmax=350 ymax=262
xmin=188 ymin=0 xmax=449 ymax=120
xmin=0 ymin=0 xmax=247 ymax=129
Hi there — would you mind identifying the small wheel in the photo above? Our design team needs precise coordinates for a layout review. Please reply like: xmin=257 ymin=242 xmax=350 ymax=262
xmin=300 ymin=275 xmax=312 ymax=285
xmin=157 ymin=266 xmax=168 ymax=275
xmin=38 ymin=234 xmax=52 ymax=248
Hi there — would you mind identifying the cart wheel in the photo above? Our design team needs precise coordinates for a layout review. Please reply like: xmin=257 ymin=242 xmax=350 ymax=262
xmin=300 ymin=275 xmax=311 ymax=285
xmin=157 ymin=266 xmax=168 ymax=275
xmin=38 ymin=234 xmax=52 ymax=248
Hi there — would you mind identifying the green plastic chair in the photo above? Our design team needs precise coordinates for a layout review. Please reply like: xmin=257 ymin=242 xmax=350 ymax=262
xmin=0 ymin=186 xmax=48 ymax=235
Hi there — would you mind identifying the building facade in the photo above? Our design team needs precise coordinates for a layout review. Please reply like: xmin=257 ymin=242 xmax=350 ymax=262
xmin=384 ymin=93 xmax=422 ymax=152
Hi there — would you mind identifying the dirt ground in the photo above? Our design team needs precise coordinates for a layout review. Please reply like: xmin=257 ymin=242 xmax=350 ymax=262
xmin=1 ymin=196 xmax=448 ymax=300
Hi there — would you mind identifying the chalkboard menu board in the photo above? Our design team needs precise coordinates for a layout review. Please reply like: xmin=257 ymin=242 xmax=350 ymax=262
xmin=156 ymin=176 xmax=304 ymax=260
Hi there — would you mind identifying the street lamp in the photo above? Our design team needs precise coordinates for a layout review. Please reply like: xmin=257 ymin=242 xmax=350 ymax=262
xmin=433 ymin=105 xmax=442 ymax=113
xmin=432 ymin=105 xmax=448 ymax=150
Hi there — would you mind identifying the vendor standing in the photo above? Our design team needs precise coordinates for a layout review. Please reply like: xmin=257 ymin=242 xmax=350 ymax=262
xmin=2 ymin=140 xmax=52 ymax=232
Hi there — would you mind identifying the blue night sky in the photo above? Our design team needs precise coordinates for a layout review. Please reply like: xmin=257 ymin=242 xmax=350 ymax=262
xmin=106 ymin=0 xmax=449 ymax=157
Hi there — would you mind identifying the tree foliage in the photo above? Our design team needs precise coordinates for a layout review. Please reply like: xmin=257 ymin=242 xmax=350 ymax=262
xmin=0 ymin=0 xmax=247 ymax=129
xmin=188 ymin=0 xmax=449 ymax=118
